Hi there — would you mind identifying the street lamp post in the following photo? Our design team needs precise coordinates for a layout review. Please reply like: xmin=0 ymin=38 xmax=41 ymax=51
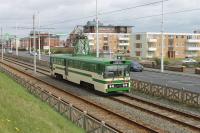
xmin=161 ymin=0 xmax=164 ymax=72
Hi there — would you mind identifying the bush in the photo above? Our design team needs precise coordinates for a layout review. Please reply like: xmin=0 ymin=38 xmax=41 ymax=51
xmin=154 ymin=58 xmax=170 ymax=65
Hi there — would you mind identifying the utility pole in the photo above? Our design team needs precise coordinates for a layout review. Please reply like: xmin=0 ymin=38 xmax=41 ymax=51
xmin=96 ymin=0 xmax=99 ymax=58
xmin=48 ymin=32 xmax=51 ymax=56
xmin=161 ymin=0 xmax=164 ymax=72
xmin=33 ymin=14 xmax=36 ymax=74
xmin=1 ymin=27 xmax=3 ymax=61
xmin=38 ymin=12 xmax=41 ymax=60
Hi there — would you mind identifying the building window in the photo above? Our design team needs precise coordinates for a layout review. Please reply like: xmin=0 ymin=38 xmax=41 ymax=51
xmin=136 ymin=34 xmax=141 ymax=40
xmin=136 ymin=43 xmax=142 ymax=48
xmin=119 ymin=40 xmax=128 ymax=43
xmin=187 ymin=35 xmax=192 ymax=39
xmin=104 ymin=37 xmax=108 ymax=41
xmin=136 ymin=51 xmax=141 ymax=56
xmin=103 ymin=45 xmax=109 ymax=51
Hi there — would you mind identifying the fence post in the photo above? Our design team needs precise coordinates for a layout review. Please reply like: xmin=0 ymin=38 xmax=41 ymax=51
xmin=181 ymin=87 xmax=185 ymax=103
xmin=83 ymin=111 xmax=87 ymax=130
xmin=58 ymin=97 xmax=61 ymax=113
xmin=164 ymin=84 xmax=168 ymax=98
xmin=69 ymin=104 xmax=73 ymax=120
xmin=149 ymin=81 xmax=153 ymax=94
xmin=101 ymin=121 xmax=105 ymax=133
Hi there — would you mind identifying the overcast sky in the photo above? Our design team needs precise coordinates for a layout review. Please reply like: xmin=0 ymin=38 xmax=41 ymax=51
xmin=0 ymin=0 xmax=199 ymax=38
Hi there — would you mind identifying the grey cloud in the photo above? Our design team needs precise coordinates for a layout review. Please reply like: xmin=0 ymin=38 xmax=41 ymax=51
xmin=0 ymin=0 xmax=199 ymax=37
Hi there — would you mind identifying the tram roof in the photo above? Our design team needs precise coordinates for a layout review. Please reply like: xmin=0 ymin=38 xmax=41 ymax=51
xmin=51 ymin=54 xmax=130 ymax=64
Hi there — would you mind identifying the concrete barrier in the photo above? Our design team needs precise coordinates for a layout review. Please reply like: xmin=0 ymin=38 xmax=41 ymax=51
xmin=141 ymin=62 xmax=185 ymax=72
xmin=166 ymin=66 xmax=186 ymax=72
xmin=195 ymin=68 xmax=200 ymax=74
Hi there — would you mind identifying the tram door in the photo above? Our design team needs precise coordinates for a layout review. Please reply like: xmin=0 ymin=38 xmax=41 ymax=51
xmin=65 ymin=59 xmax=68 ymax=76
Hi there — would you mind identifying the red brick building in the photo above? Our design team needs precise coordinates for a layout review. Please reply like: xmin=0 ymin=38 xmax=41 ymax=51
xmin=20 ymin=31 xmax=60 ymax=50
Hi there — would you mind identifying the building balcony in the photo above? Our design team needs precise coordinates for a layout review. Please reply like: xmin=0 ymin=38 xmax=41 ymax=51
xmin=119 ymin=37 xmax=129 ymax=41
xmin=118 ymin=43 xmax=129 ymax=46
xmin=147 ymin=55 xmax=154 ymax=58
xmin=89 ymin=42 xmax=94 ymax=46
xmin=87 ymin=36 xmax=94 ymax=40
xmin=186 ymin=54 xmax=198 ymax=57
xmin=187 ymin=39 xmax=200 ymax=43
xmin=148 ymin=47 xmax=157 ymax=51
xmin=148 ymin=38 xmax=157 ymax=43
xmin=186 ymin=47 xmax=200 ymax=51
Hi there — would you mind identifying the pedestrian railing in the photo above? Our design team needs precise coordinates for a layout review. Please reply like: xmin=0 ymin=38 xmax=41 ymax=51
xmin=131 ymin=79 xmax=200 ymax=107
xmin=0 ymin=65 xmax=118 ymax=133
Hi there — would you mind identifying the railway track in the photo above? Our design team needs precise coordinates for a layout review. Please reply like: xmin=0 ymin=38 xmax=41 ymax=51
xmin=0 ymin=58 xmax=163 ymax=133
xmin=2 ymin=56 xmax=50 ymax=75
xmin=2 ymin=56 xmax=200 ymax=132
xmin=109 ymin=95 xmax=200 ymax=132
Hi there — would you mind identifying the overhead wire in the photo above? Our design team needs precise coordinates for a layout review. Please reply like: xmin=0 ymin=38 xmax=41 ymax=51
xmin=41 ymin=0 xmax=169 ymax=27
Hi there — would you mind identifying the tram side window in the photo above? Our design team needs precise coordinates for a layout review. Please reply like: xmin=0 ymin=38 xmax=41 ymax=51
xmin=53 ymin=58 xmax=65 ymax=66
xmin=74 ymin=60 xmax=80 ymax=69
xmin=90 ymin=64 xmax=96 ymax=72
xmin=96 ymin=64 xmax=104 ymax=74
xmin=68 ymin=60 xmax=73 ymax=67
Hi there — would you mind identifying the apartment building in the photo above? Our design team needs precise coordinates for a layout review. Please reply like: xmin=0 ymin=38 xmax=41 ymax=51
xmin=131 ymin=32 xmax=200 ymax=59
xmin=66 ymin=20 xmax=133 ymax=54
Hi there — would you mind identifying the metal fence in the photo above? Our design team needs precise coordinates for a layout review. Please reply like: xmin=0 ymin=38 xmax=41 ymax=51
xmin=131 ymin=79 xmax=200 ymax=107
xmin=0 ymin=66 xmax=118 ymax=133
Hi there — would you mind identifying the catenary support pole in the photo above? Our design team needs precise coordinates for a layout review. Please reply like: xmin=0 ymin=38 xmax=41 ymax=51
xmin=15 ymin=23 xmax=18 ymax=56
xmin=96 ymin=0 xmax=99 ymax=58
xmin=33 ymin=14 xmax=37 ymax=74
xmin=38 ymin=12 xmax=41 ymax=60
xmin=1 ymin=27 xmax=3 ymax=61
xmin=48 ymin=32 xmax=51 ymax=56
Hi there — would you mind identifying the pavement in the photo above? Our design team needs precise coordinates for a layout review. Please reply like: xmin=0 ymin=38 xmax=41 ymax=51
xmin=144 ymin=67 xmax=200 ymax=78
xmin=131 ymin=69 xmax=200 ymax=93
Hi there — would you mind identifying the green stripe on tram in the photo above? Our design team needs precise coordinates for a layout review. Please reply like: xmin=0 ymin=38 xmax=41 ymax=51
xmin=67 ymin=69 xmax=129 ymax=84
xmin=106 ymin=87 xmax=130 ymax=92
xmin=55 ymin=66 xmax=65 ymax=70
xmin=92 ymin=78 xmax=125 ymax=84
xmin=68 ymin=69 xmax=92 ymax=77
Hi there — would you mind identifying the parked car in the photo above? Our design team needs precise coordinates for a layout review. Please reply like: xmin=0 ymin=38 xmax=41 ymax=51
xmin=30 ymin=52 xmax=38 ymax=56
xmin=130 ymin=61 xmax=143 ymax=72
xmin=182 ymin=58 xmax=197 ymax=63
xmin=7 ymin=50 xmax=13 ymax=54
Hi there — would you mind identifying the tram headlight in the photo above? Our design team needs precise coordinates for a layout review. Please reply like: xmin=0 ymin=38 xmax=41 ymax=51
xmin=108 ymin=84 xmax=115 ymax=88
xmin=123 ymin=83 xmax=128 ymax=87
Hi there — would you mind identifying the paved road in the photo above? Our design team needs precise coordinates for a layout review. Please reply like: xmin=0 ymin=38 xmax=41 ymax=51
xmin=131 ymin=71 xmax=200 ymax=93
xmin=10 ymin=50 xmax=50 ymax=62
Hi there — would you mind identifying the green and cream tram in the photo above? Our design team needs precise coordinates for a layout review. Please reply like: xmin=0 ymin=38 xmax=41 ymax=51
xmin=50 ymin=54 xmax=131 ymax=93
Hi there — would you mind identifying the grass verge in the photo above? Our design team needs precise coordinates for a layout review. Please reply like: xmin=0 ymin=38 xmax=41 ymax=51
xmin=0 ymin=71 xmax=85 ymax=133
